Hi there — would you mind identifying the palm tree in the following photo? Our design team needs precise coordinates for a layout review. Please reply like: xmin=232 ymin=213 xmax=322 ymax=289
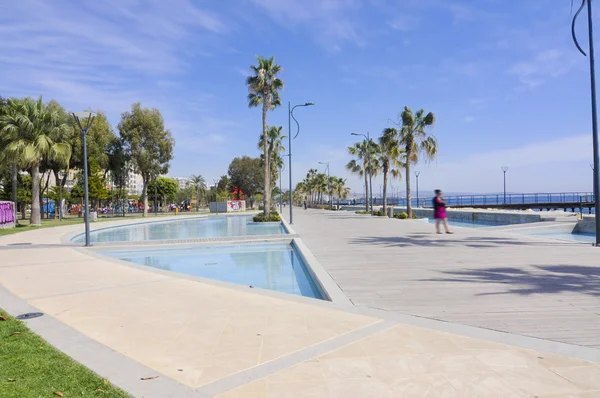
xmin=258 ymin=125 xmax=286 ymax=189
xmin=397 ymin=106 xmax=437 ymax=218
xmin=346 ymin=139 xmax=379 ymax=212
xmin=188 ymin=174 xmax=206 ymax=211
xmin=0 ymin=98 xmax=19 ymax=220
xmin=332 ymin=177 xmax=350 ymax=208
xmin=0 ymin=97 xmax=71 ymax=226
xmin=246 ymin=56 xmax=284 ymax=215
xmin=378 ymin=128 xmax=405 ymax=214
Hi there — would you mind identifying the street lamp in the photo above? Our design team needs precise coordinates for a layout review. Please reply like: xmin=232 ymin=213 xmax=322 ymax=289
xmin=72 ymin=112 xmax=96 ymax=247
xmin=501 ymin=166 xmax=509 ymax=204
xmin=414 ymin=171 xmax=420 ymax=208
xmin=154 ymin=175 xmax=158 ymax=217
xmin=318 ymin=161 xmax=331 ymax=210
xmin=351 ymin=132 xmax=373 ymax=215
xmin=573 ymin=0 xmax=600 ymax=245
xmin=58 ymin=170 xmax=66 ymax=221
xmin=213 ymin=178 xmax=219 ymax=215
xmin=288 ymin=101 xmax=315 ymax=224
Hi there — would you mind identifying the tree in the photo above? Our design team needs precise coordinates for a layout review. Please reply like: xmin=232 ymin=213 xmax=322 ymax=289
xmin=378 ymin=128 xmax=404 ymax=214
xmin=246 ymin=56 xmax=284 ymax=215
xmin=228 ymin=156 xmax=263 ymax=208
xmin=188 ymin=175 xmax=206 ymax=209
xmin=0 ymin=97 xmax=71 ymax=225
xmin=0 ymin=96 xmax=20 ymax=217
xmin=106 ymin=137 xmax=130 ymax=216
xmin=397 ymin=106 xmax=437 ymax=218
xmin=118 ymin=103 xmax=174 ymax=217
xmin=88 ymin=158 xmax=109 ymax=209
xmin=346 ymin=139 xmax=379 ymax=212
xmin=147 ymin=177 xmax=178 ymax=208
xmin=332 ymin=177 xmax=350 ymax=208
xmin=258 ymin=125 xmax=286 ymax=190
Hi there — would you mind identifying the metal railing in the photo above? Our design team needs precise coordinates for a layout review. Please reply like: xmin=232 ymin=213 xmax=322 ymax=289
xmin=395 ymin=192 xmax=594 ymax=208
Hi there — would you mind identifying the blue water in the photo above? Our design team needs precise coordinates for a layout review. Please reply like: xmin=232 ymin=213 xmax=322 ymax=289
xmin=102 ymin=244 xmax=324 ymax=299
xmin=425 ymin=219 xmax=506 ymax=228
xmin=533 ymin=232 xmax=596 ymax=243
xmin=73 ymin=216 xmax=285 ymax=243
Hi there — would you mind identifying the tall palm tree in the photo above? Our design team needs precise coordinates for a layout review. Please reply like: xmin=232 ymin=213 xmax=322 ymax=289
xmin=0 ymin=98 xmax=19 ymax=220
xmin=246 ymin=56 xmax=284 ymax=215
xmin=0 ymin=97 xmax=71 ymax=226
xmin=378 ymin=128 xmax=405 ymax=214
xmin=188 ymin=174 xmax=206 ymax=210
xmin=398 ymin=106 xmax=437 ymax=218
xmin=258 ymin=125 xmax=286 ymax=188
xmin=346 ymin=139 xmax=379 ymax=212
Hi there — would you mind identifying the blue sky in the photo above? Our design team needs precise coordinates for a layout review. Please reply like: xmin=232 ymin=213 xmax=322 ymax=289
xmin=0 ymin=0 xmax=597 ymax=195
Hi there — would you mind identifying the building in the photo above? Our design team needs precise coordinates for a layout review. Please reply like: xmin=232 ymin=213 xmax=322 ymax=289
xmin=172 ymin=177 xmax=190 ymax=190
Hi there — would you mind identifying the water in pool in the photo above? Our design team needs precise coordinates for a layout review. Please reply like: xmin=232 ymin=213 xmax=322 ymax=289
xmin=533 ymin=232 xmax=595 ymax=243
xmin=73 ymin=215 xmax=285 ymax=243
xmin=102 ymin=244 xmax=324 ymax=299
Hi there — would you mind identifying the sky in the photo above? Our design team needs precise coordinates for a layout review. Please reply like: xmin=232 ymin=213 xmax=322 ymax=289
xmin=0 ymin=0 xmax=598 ymax=196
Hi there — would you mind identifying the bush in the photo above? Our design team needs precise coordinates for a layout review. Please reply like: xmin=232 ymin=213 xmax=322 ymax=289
xmin=394 ymin=212 xmax=409 ymax=219
xmin=373 ymin=210 xmax=386 ymax=216
xmin=253 ymin=211 xmax=281 ymax=222
xmin=355 ymin=210 xmax=369 ymax=215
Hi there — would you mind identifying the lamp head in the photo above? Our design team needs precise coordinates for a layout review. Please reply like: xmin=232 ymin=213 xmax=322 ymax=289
xmin=304 ymin=102 xmax=315 ymax=106
xmin=72 ymin=111 xmax=97 ymax=132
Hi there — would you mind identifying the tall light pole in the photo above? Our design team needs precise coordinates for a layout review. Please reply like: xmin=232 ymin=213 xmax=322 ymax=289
xmin=213 ymin=178 xmax=219 ymax=215
xmin=318 ymin=161 xmax=331 ymax=210
xmin=72 ymin=112 xmax=96 ymax=247
xmin=351 ymin=132 xmax=373 ymax=215
xmin=288 ymin=101 xmax=315 ymax=224
xmin=414 ymin=171 xmax=420 ymax=208
xmin=501 ymin=166 xmax=509 ymax=204
xmin=573 ymin=0 xmax=600 ymax=245
xmin=59 ymin=170 xmax=65 ymax=221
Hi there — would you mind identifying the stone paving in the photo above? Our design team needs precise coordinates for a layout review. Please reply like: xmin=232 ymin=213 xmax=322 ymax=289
xmin=0 ymin=213 xmax=599 ymax=397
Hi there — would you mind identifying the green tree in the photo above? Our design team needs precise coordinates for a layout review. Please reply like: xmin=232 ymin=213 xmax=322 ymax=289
xmin=378 ymin=128 xmax=405 ymax=213
xmin=0 ymin=97 xmax=71 ymax=225
xmin=346 ymin=139 xmax=379 ymax=212
xmin=228 ymin=156 xmax=263 ymax=208
xmin=332 ymin=177 xmax=350 ymax=208
xmin=147 ymin=177 xmax=179 ymax=208
xmin=246 ymin=56 xmax=284 ymax=215
xmin=188 ymin=175 xmax=206 ymax=209
xmin=118 ymin=103 xmax=174 ymax=217
xmin=88 ymin=159 xmax=109 ymax=209
xmin=397 ymin=106 xmax=437 ymax=217
xmin=258 ymin=125 xmax=286 ymax=190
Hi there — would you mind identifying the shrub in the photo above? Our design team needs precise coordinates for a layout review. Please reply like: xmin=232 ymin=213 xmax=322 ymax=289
xmin=394 ymin=212 xmax=408 ymax=219
xmin=373 ymin=210 xmax=385 ymax=216
xmin=355 ymin=210 xmax=369 ymax=215
xmin=253 ymin=211 xmax=281 ymax=222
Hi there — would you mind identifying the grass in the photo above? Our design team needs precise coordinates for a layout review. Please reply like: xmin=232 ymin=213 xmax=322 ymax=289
xmin=0 ymin=310 xmax=130 ymax=398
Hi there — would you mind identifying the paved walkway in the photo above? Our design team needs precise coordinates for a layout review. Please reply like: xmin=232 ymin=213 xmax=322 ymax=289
xmin=1 ymin=214 xmax=599 ymax=397
xmin=286 ymin=209 xmax=600 ymax=349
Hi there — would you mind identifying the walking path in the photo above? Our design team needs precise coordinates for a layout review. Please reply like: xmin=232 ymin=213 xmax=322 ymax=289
xmin=0 ymin=213 xmax=599 ymax=397
xmin=286 ymin=209 xmax=600 ymax=349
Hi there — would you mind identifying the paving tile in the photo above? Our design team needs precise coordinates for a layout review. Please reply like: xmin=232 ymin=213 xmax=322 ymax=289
xmin=548 ymin=366 xmax=600 ymax=391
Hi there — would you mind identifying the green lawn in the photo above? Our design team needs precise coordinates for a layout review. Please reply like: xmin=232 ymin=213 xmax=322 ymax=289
xmin=0 ymin=310 xmax=130 ymax=397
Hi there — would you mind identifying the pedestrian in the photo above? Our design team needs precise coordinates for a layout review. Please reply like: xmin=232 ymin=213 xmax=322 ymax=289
xmin=303 ymin=197 xmax=308 ymax=210
xmin=433 ymin=189 xmax=453 ymax=234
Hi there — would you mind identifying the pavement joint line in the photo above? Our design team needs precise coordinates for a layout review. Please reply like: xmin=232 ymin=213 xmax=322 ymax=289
xmin=0 ymin=258 xmax=96 ymax=268
xmin=197 ymin=319 xmax=396 ymax=396
xmin=0 ymin=283 xmax=205 ymax=398
xmin=23 ymin=277 xmax=173 ymax=301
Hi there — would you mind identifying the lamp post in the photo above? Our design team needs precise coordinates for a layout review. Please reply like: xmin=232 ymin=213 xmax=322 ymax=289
xmin=572 ymin=0 xmax=600 ymax=245
xmin=318 ymin=161 xmax=331 ymax=210
xmin=501 ymin=166 xmax=509 ymax=204
xmin=351 ymin=132 xmax=373 ymax=215
xmin=415 ymin=171 xmax=420 ymax=208
xmin=72 ymin=112 xmax=96 ymax=247
xmin=213 ymin=178 xmax=219 ymax=215
xmin=154 ymin=175 xmax=158 ymax=217
xmin=288 ymin=101 xmax=315 ymax=224
xmin=58 ymin=170 xmax=65 ymax=221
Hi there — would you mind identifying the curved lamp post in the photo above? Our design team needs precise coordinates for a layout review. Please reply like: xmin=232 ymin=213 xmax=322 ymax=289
xmin=288 ymin=101 xmax=314 ymax=224
xmin=414 ymin=171 xmax=420 ymax=208
xmin=501 ymin=166 xmax=509 ymax=204
xmin=351 ymin=132 xmax=373 ymax=215
xmin=279 ymin=162 xmax=285 ymax=214
xmin=318 ymin=161 xmax=331 ymax=210
xmin=72 ymin=112 xmax=96 ymax=247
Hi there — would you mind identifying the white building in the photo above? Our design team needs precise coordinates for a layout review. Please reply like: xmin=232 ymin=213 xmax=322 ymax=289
xmin=172 ymin=177 xmax=190 ymax=190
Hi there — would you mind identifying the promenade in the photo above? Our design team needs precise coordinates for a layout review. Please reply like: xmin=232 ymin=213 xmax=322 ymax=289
xmin=287 ymin=209 xmax=600 ymax=349
xmin=0 ymin=214 xmax=599 ymax=397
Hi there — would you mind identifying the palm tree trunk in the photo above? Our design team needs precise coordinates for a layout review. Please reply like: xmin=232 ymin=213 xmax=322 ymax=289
xmin=11 ymin=162 xmax=17 ymax=224
xmin=383 ymin=169 xmax=388 ymax=214
xmin=405 ymin=154 xmax=412 ymax=218
xmin=262 ymin=100 xmax=270 ymax=216
xmin=30 ymin=164 xmax=41 ymax=226
xmin=142 ymin=177 xmax=148 ymax=217
xmin=364 ymin=169 xmax=369 ymax=212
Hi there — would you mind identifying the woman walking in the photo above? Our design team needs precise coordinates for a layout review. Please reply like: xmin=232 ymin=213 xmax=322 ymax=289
xmin=433 ymin=189 xmax=453 ymax=234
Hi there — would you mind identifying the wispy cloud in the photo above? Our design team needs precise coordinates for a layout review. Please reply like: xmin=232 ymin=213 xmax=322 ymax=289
xmin=509 ymin=49 xmax=576 ymax=89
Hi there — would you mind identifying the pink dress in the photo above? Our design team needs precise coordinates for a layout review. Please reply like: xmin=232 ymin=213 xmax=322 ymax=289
xmin=434 ymin=197 xmax=447 ymax=219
